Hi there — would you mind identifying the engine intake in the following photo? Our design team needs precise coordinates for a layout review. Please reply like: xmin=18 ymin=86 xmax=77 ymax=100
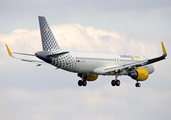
xmin=128 ymin=69 xmax=149 ymax=81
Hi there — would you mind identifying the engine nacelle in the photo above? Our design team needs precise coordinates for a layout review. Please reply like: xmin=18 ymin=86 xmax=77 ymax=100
xmin=128 ymin=69 xmax=149 ymax=81
xmin=77 ymin=73 xmax=98 ymax=81
xmin=85 ymin=75 xmax=98 ymax=81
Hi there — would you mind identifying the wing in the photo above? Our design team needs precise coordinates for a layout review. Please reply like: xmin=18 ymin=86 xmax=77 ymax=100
xmin=104 ymin=59 xmax=148 ymax=73
xmin=140 ymin=42 xmax=167 ymax=66
xmin=93 ymin=60 xmax=148 ymax=74
xmin=93 ymin=42 xmax=167 ymax=74
xmin=5 ymin=44 xmax=49 ymax=66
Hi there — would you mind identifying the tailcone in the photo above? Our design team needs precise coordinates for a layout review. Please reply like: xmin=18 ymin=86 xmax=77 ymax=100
xmin=35 ymin=51 xmax=52 ymax=63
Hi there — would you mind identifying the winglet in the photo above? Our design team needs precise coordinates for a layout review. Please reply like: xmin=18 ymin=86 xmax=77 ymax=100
xmin=161 ymin=42 xmax=167 ymax=57
xmin=5 ymin=44 xmax=13 ymax=57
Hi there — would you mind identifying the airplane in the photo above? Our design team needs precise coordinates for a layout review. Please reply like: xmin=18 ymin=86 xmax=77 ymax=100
xmin=5 ymin=16 xmax=167 ymax=87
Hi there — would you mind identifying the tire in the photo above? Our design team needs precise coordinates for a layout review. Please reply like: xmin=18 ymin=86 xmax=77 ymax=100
xmin=116 ymin=80 xmax=120 ymax=86
xmin=111 ymin=80 xmax=116 ymax=86
xmin=78 ymin=80 xmax=83 ymax=86
xmin=82 ymin=80 xmax=87 ymax=86
xmin=135 ymin=83 xmax=138 ymax=87
xmin=135 ymin=83 xmax=141 ymax=87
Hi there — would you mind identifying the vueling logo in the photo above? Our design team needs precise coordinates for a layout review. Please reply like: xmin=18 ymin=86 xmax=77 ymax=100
xmin=120 ymin=54 xmax=133 ymax=60
xmin=132 ymin=55 xmax=141 ymax=59
xmin=119 ymin=54 xmax=141 ymax=60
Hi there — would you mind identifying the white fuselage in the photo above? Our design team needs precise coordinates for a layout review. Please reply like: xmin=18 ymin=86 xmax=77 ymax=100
xmin=50 ymin=51 xmax=154 ymax=76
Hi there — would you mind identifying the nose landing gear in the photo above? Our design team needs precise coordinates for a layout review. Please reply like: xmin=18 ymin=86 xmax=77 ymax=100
xmin=135 ymin=82 xmax=141 ymax=87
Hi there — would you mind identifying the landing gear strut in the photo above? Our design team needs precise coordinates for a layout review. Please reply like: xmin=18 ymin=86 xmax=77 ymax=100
xmin=111 ymin=70 xmax=121 ymax=87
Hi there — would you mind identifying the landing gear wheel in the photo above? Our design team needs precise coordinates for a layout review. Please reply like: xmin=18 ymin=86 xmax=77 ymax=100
xmin=82 ymin=80 xmax=87 ymax=86
xmin=78 ymin=80 xmax=83 ymax=86
xmin=111 ymin=80 xmax=120 ymax=86
xmin=135 ymin=83 xmax=141 ymax=87
xmin=116 ymin=80 xmax=120 ymax=86
xmin=111 ymin=80 xmax=116 ymax=86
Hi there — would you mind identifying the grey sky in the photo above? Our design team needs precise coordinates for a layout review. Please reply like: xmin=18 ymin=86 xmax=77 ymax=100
xmin=0 ymin=0 xmax=171 ymax=120
xmin=1 ymin=0 xmax=171 ymax=33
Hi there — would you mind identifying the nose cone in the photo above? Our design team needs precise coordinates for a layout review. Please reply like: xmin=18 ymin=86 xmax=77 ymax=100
xmin=35 ymin=51 xmax=52 ymax=63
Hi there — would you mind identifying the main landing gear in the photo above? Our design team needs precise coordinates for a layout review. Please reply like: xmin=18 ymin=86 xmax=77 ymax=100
xmin=78 ymin=80 xmax=87 ymax=86
xmin=78 ymin=73 xmax=87 ymax=87
xmin=111 ymin=80 xmax=120 ymax=86
xmin=110 ymin=70 xmax=141 ymax=87
xmin=111 ymin=70 xmax=120 ymax=87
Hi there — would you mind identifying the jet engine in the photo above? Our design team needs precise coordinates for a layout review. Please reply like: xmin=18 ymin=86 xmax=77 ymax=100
xmin=85 ymin=75 xmax=98 ymax=81
xmin=78 ymin=73 xmax=98 ymax=81
xmin=128 ymin=69 xmax=149 ymax=81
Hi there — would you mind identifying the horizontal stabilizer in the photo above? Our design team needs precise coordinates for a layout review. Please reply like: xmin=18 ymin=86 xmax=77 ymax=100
xmin=48 ymin=51 xmax=69 ymax=57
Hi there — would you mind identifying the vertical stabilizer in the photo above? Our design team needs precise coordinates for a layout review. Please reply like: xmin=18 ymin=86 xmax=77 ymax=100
xmin=38 ymin=16 xmax=62 ymax=53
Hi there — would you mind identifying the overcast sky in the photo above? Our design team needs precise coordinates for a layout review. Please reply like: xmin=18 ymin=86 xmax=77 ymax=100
xmin=0 ymin=0 xmax=171 ymax=120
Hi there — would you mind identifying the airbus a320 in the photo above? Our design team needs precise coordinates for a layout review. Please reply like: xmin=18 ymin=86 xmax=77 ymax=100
xmin=6 ymin=16 xmax=167 ymax=87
